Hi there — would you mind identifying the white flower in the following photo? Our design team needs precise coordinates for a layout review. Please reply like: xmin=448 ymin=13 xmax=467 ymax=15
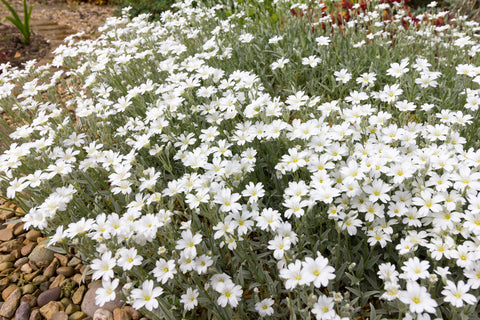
xmin=398 ymin=282 xmax=437 ymax=314
xmin=181 ymin=287 xmax=199 ymax=311
xmin=442 ymin=280 xmax=477 ymax=307
xmin=216 ymin=282 xmax=243 ymax=308
xmin=95 ymin=278 xmax=119 ymax=307
xmin=152 ymin=258 xmax=177 ymax=284
xmin=255 ymin=298 xmax=274 ymax=317
xmin=130 ymin=280 xmax=163 ymax=311
xmin=302 ymin=253 xmax=335 ymax=288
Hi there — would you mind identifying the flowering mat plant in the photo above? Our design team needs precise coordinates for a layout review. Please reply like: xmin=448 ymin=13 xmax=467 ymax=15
xmin=1 ymin=0 xmax=480 ymax=319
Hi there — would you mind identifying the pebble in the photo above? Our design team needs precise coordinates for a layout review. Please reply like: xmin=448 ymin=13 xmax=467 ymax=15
xmin=57 ymin=266 xmax=75 ymax=277
xmin=21 ymin=283 xmax=36 ymax=295
xmin=25 ymin=230 xmax=42 ymax=242
xmin=67 ymin=257 xmax=82 ymax=267
xmin=14 ymin=302 xmax=31 ymax=320
xmin=121 ymin=307 xmax=140 ymax=320
xmin=0 ymin=228 xmax=13 ymax=241
xmin=2 ymin=284 xmax=18 ymax=300
xmin=54 ymin=253 xmax=69 ymax=267
xmin=50 ymin=274 xmax=66 ymax=289
xmin=24 ymin=270 xmax=41 ymax=282
xmin=0 ymin=277 xmax=9 ymax=291
xmin=61 ymin=298 xmax=72 ymax=308
xmin=20 ymin=263 xmax=33 ymax=274
xmin=20 ymin=294 xmax=37 ymax=308
xmin=28 ymin=245 xmax=54 ymax=264
xmin=72 ymin=274 xmax=83 ymax=286
xmin=0 ymin=261 xmax=13 ymax=272
xmin=51 ymin=311 xmax=69 ymax=320
xmin=14 ymin=256 xmax=29 ymax=268
xmin=69 ymin=311 xmax=86 ymax=320
xmin=44 ymin=258 xmax=60 ymax=278
xmin=21 ymin=243 xmax=36 ymax=256
xmin=0 ymin=253 xmax=14 ymax=263
xmin=0 ymin=239 xmax=22 ymax=253
xmin=40 ymin=301 xmax=62 ymax=319
xmin=71 ymin=286 xmax=86 ymax=305
xmin=38 ymin=286 xmax=62 ymax=307
xmin=113 ymin=308 xmax=130 ymax=320
xmin=65 ymin=304 xmax=80 ymax=315
xmin=29 ymin=308 xmax=42 ymax=320
xmin=0 ymin=287 xmax=21 ymax=318
xmin=13 ymin=222 xmax=25 ymax=236
xmin=93 ymin=308 xmax=113 ymax=320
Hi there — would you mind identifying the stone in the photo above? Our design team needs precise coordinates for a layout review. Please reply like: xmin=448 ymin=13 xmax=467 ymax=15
xmin=121 ymin=307 xmax=140 ymax=320
xmin=0 ymin=239 xmax=22 ymax=253
xmin=25 ymin=230 xmax=42 ymax=242
xmin=0 ymin=287 xmax=21 ymax=318
xmin=20 ymin=294 xmax=37 ymax=308
xmin=0 ymin=209 xmax=14 ymax=220
xmin=0 ymin=261 xmax=13 ymax=272
xmin=15 ymin=302 xmax=31 ymax=320
xmin=69 ymin=311 xmax=86 ymax=320
xmin=81 ymin=282 xmax=123 ymax=317
xmin=71 ymin=286 xmax=86 ymax=305
xmin=2 ymin=284 xmax=18 ymax=300
xmin=0 ymin=277 xmax=9 ymax=292
xmin=113 ymin=308 xmax=130 ymax=320
xmin=29 ymin=308 xmax=42 ymax=320
xmin=65 ymin=304 xmax=80 ymax=315
xmin=0 ymin=253 xmax=14 ymax=263
xmin=67 ymin=257 xmax=81 ymax=267
xmin=14 ymin=256 xmax=29 ymax=268
xmin=44 ymin=258 xmax=60 ymax=278
xmin=50 ymin=311 xmax=69 ymax=320
xmin=40 ymin=301 xmax=61 ymax=319
xmin=22 ymin=284 xmax=36 ymax=295
xmin=28 ymin=245 xmax=54 ymax=265
xmin=13 ymin=222 xmax=25 ymax=236
xmin=38 ymin=287 xmax=62 ymax=307
xmin=24 ymin=270 xmax=41 ymax=282
xmin=50 ymin=274 xmax=66 ymax=289
xmin=39 ymin=281 xmax=50 ymax=292
xmin=20 ymin=263 xmax=33 ymax=274
xmin=93 ymin=309 xmax=113 ymax=320
xmin=57 ymin=266 xmax=75 ymax=277
xmin=54 ymin=254 xmax=69 ymax=267
xmin=0 ymin=228 xmax=13 ymax=241
xmin=8 ymin=271 xmax=20 ymax=283
xmin=60 ymin=298 xmax=72 ymax=308
xmin=21 ymin=243 xmax=36 ymax=257
xmin=72 ymin=274 xmax=83 ymax=286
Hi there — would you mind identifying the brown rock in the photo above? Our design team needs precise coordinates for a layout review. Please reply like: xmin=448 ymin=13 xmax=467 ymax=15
xmin=50 ymin=274 xmax=66 ymax=289
xmin=21 ymin=243 xmax=36 ymax=256
xmin=29 ymin=309 xmax=42 ymax=320
xmin=20 ymin=294 xmax=37 ymax=308
xmin=93 ymin=309 xmax=112 ymax=320
xmin=0 ymin=277 xmax=9 ymax=292
xmin=0 ymin=253 xmax=14 ymax=263
xmin=15 ymin=302 xmax=31 ymax=320
xmin=113 ymin=308 xmax=130 ymax=320
xmin=24 ymin=270 xmax=41 ymax=282
xmin=2 ymin=284 xmax=18 ymax=300
xmin=38 ymin=287 xmax=62 ymax=307
xmin=13 ymin=222 xmax=25 ymax=236
xmin=71 ymin=286 xmax=86 ymax=305
xmin=0 ymin=209 xmax=14 ymax=220
xmin=67 ymin=258 xmax=81 ymax=268
xmin=0 ymin=228 xmax=13 ymax=241
xmin=65 ymin=304 xmax=80 ymax=315
xmin=8 ymin=271 xmax=20 ymax=283
xmin=51 ymin=311 xmax=69 ymax=320
xmin=54 ymin=254 xmax=69 ymax=267
xmin=21 ymin=263 xmax=33 ymax=274
xmin=60 ymin=298 xmax=72 ymax=308
xmin=22 ymin=284 xmax=36 ymax=295
xmin=0 ymin=239 xmax=22 ymax=253
xmin=57 ymin=266 xmax=74 ymax=277
xmin=0 ymin=287 xmax=21 ymax=318
xmin=71 ymin=274 xmax=83 ymax=286
xmin=44 ymin=258 xmax=59 ymax=278
xmin=121 ymin=307 xmax=140 ymax=320
xmin=14 ymin=256 xmax=29 ymax=268
xmin=40 ymin=301 xmax=61 ymax=319
xmin=69 ymin=311 xmax=86 ymax=320
xmin=0 ymin=261 xmax=13 ymax=272
xmin=25 ymin=230 xmax=42 ymax=242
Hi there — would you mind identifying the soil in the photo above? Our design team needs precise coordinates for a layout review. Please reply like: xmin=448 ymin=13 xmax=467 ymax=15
xmin=0 ymin=0 xmax=116 ymax=68
xmin=0 ymin=24 xmax=50 ymax=68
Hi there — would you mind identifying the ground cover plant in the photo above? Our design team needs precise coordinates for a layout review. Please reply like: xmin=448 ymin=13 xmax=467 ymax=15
xmin=1 ymin=0 xmax=480 ymax=319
